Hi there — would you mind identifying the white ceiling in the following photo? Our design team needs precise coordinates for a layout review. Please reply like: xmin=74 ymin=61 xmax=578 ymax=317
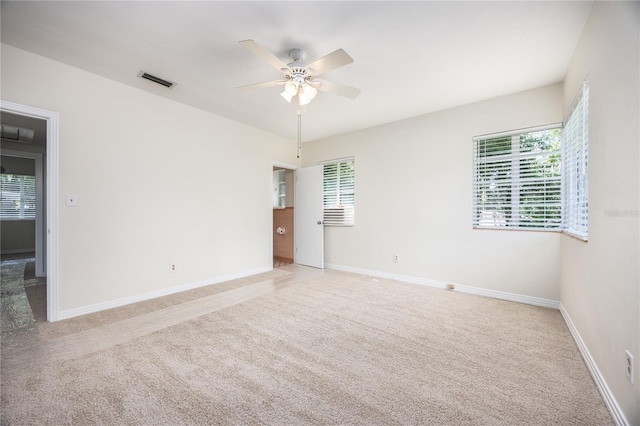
xmin=0 ymin=1 xmax=592 ymax=142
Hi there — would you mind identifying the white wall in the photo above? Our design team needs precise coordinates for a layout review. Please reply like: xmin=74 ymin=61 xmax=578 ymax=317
xmin=1 ymin=220 xmax=35 ymax=253
xmin=303 ymin=83 xmax=563 ymax=301
xmin=285 ymin=169 xmax=294 ymax=207
xmin=1 ymin=155 xmax=35 ymax=175
xmin=561 ymin=2 xmax=639 ymax=424
xmin=1 ymin=44 xmax=298 ymax=313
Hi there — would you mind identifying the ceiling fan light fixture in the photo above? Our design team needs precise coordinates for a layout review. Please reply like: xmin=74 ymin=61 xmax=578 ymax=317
xmin=281 ymin=90 xmax=295 ymax=103
xmin=236 ymin=40 xmax=360 ymax=107
xmin=284 ymin=81 xmax=298 ymax=95
xmin=302 ymin=83 xmax=318 ymax=101
xmin=298 ymin=91 xmax=312 ymax=106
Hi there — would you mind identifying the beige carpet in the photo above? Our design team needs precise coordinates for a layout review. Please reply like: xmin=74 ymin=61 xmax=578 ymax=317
xmin=1 ymin=268 xmax=613 ymax=425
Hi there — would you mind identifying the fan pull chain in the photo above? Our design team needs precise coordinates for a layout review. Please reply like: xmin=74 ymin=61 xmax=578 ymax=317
xmin=297 ymin=111 xmax=302 ymax=159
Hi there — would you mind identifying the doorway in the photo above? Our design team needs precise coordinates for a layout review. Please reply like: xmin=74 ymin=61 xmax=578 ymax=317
xmin=1 ymin=115 xmax=48 ymax=327
xmin=272 ymin=163 xmax=296 ymax=268
xmin=270 ymin=162 xmax=325 ymax=270
xmin=1 ymin=100 xmax=60 ymax=322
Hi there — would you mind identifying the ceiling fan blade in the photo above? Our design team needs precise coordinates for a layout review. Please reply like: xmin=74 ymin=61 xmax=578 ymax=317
xmin=235 ymin=80 xmax=286 ymax=92
xmin=306 ymin=49 xmax=353 ymax=75
xmin=239 ymin=39 xmax=290 ymax=72
xmin=315 ymin=79 xmax=361 ymax=99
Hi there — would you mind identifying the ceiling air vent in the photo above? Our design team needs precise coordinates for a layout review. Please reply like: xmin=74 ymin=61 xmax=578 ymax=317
xmin=138 ymin=71 xmax=176 ymax=88
xmin=1 ymin=124 xmax=34 ymax=144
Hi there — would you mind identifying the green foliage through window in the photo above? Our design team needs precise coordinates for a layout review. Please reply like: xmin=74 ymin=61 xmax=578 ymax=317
xmin=473 ymin=128 xmax=562 ymax=230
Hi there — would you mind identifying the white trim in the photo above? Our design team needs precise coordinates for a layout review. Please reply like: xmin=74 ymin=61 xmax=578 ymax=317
xmin=325 ymin=263 xmax=560 ymax=309
xmin=35 ymin=152 xmax=44 ymax=276
xmin=559 ymin=304 xmax=629 ymax=426
xmin=561 ymin=230 xmax=589 ymax=242
xmin=473 ymin=122 xmax=563 ymax=141
xmin=58 ymin=266 xmax=272 ymax=321
xmin=272 ymin=160 xmax=298 ymax=171
xmin=564 ymin=78 xmax=589 ymax=125
xmin=1 ymin=100 xmax=60 ymax=322
xmin=473 ymin=226 xmax=561 ymax=233
xmin=317 ymin=156 xmax=355 ymax=165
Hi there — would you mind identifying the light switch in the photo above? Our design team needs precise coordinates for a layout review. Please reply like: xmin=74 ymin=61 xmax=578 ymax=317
xmin=66 ymin=194 xmax=78 ymax=207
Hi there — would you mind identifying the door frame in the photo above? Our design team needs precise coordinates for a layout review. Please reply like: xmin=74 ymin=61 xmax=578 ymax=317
xmin=270 ymin=161 xmax=297 ymax=267
xmin=1 ymin=100 xmax=60 ymax=322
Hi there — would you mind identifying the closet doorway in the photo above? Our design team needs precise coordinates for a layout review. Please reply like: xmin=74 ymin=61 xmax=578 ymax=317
xmin=271 ymin=162 xmax=296 ymax=268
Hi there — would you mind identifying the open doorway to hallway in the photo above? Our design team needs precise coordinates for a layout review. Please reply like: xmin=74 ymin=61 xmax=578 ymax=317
xmin=1 ymin=111 xmax=48 ymax=324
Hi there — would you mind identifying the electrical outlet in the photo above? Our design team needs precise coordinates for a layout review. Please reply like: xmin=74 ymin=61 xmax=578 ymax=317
xmin=170 ymin=263 xmax=176 ymax=273
xmin=393 ymin=254 xmax=399 ymax=263
xmin=626 ymin=350 xmax=634 ymax=384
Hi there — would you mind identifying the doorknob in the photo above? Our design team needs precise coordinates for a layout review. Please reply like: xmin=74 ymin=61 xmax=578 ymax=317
xmin=317 ymin=221 xmax=323 ymax=225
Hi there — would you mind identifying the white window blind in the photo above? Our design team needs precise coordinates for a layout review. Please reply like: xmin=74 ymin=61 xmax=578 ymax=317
xmin=0 ymin=174 xmax=36 ymax=219
xmin=473 ymin=127 xmax=562 ymax=230
xmin=323 ymin=158 xmax=355 ymax=226
xmin=562 ymin=81 xmax=589 ymax=239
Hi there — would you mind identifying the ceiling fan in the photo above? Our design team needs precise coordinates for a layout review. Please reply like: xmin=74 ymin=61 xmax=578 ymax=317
xmin=235 ymin=39 xmax=361 ymax=107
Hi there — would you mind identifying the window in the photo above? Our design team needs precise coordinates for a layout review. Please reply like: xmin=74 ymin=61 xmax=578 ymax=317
xmin=473 ymin=127 xmax=562 ymax=230
xmin=0 ymin=174 xmax=36 ymax=219
xmin=323 ymin=158 xmax=355 ymax=226
xmin=562 ymin=82 xmax=589 ymax=239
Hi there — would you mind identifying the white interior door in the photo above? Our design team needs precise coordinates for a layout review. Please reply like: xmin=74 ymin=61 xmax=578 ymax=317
xmin=294 ymin=165 xmax=324 ymax=268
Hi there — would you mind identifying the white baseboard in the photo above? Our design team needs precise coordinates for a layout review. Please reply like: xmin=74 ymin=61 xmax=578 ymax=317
xmin=325 ymin=263 xmax=626 ymax=424
xmin=559 ymin=304 xmax=629 ymax=426
xmin=57 ymin=266 xmax=272 ymax=321
xmin=324 ymin=263 xmax=560 ymax=309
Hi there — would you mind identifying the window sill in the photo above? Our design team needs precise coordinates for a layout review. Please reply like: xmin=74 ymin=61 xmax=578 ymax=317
xmin=0 ymin=218 xmax=36 ymax=222
xmin=561 ymin=231 xmax=588 ymax=242
xmin=473 ymin=226 xmax=560 ymax=234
